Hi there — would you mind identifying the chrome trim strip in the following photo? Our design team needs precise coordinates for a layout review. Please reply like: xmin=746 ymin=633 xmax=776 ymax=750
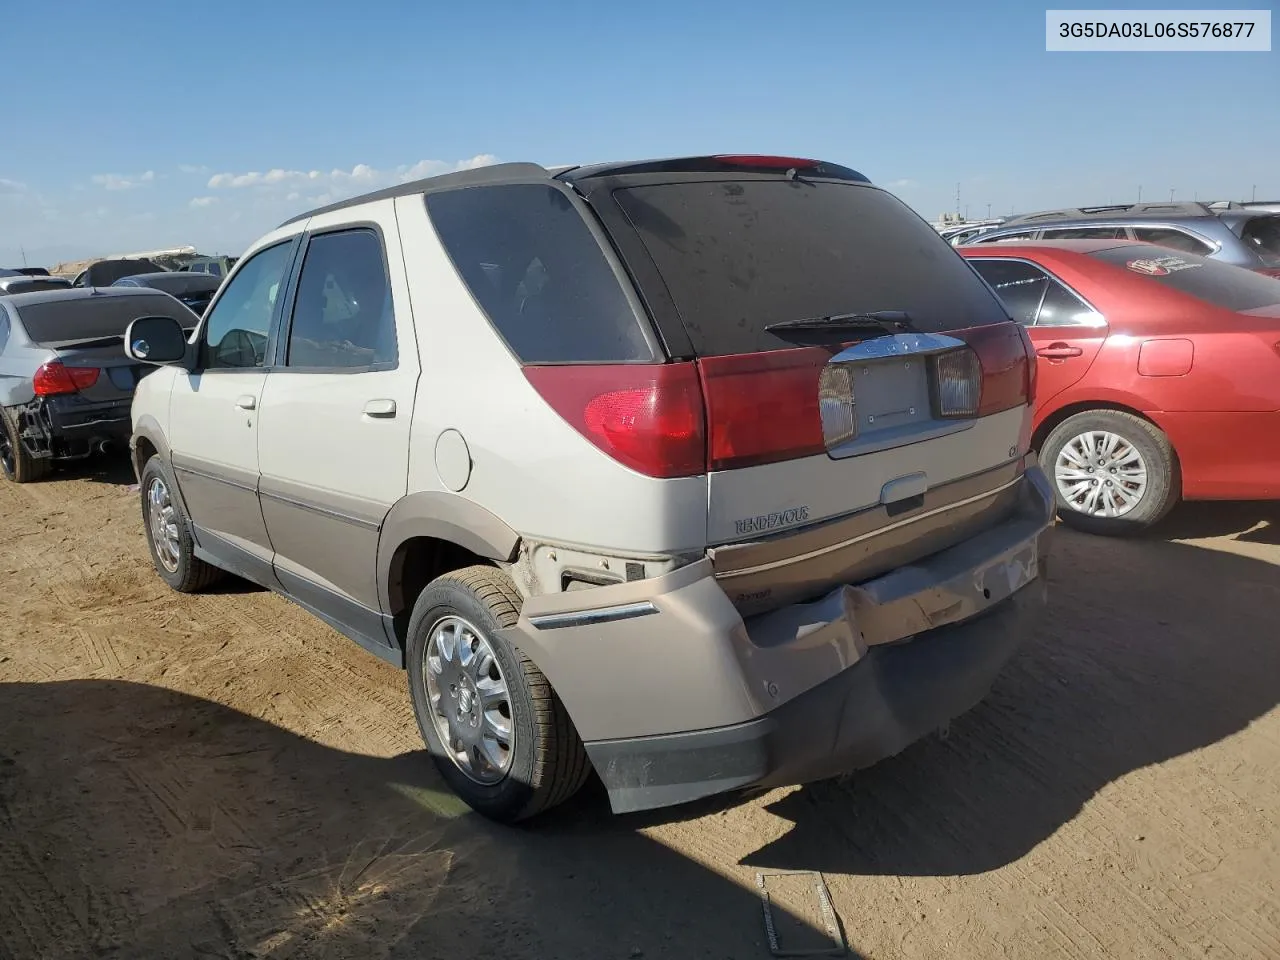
xmin=716 ymin=474 xmax=1026 ymax=582
xmin=259 ymin=488 xmax=381 ymax=531
xmin=527 ymin=601 xmax=660 ymax=631
xmin=829 ymin=332 xmax=965 ymax=363
xmin=173 ymin=462 xmax=257 ymax=493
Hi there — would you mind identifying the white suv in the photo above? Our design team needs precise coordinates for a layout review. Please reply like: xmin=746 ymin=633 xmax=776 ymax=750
xmin=125 ymin=155 xmax=1053 ymax=822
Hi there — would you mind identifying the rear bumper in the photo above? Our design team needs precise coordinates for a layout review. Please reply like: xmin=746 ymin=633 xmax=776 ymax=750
xmin=589 ymin=579 xmax=1045 ymax=813
xmin=34 ymin=395 xmax=132 ymax=457
xmin=502 ymin=464 xmax=1055 ymax=814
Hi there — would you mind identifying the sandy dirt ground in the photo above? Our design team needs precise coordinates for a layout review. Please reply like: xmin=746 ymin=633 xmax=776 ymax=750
xmin=1 ymin=457 xmax=1278 ymax=960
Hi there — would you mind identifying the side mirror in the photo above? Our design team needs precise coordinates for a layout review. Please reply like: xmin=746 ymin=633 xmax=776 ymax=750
xmin=125 ymin=315 xmax=189 ymax=365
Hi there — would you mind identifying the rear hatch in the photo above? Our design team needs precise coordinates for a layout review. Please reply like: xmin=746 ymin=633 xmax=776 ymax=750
xmin=427 ymin=158 xmax=1036 ymax=616
xmin=1237 ymin=215 xmax=1280 ymax=276
xmin=568 ymin=158 xmax=1035 ymax=612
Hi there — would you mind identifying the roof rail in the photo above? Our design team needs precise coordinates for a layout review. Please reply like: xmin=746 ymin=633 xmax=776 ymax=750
xmin=1003 ymin=201 xmax=1215 ymax=226
xmin=278 ymin=162 xmax=551 ymax=228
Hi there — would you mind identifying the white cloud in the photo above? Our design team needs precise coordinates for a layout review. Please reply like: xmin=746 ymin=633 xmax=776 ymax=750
xmin=91 ymin=171 xmax=155 ymax=191
xmin=178 ymin=164 xmax=210 ymax=175
xmin=206 ymin=155 xmax=498 ymax=197
xmin=189 ymin=196 xmax=218 ymax=208
xmin=0 ymin=177 xmax=27 ymax=194
xmin=888 ymin=178 xmax=918 ymax=189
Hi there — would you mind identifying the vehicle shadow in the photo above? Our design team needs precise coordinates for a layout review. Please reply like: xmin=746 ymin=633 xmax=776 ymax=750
xmin=51 ymin=449 xmax=136 ymax=486
xmin=1146 ymin=500 xmax=1280 ymax=545
xmin=0 ymin=679 xmax=827 ymax=960
xmin=741 ymin=527 xmax=1280 ymax=876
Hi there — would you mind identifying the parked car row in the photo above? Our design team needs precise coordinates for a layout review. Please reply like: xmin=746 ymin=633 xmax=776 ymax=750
xmin=958 ymin=201 xmax=1280 ymax=277
xmin=2 ymin=155 xmax=1276 ymax=826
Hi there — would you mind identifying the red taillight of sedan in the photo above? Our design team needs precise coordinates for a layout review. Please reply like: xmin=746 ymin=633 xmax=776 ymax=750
xmin=32 ymin=361 xmax=100 ymax=396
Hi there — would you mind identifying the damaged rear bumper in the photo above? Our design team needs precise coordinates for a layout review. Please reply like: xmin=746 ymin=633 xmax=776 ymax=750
xmin=502 ymin=465 xmax=1055 ymax=815
xmin=9 ymin=396 xmax=132 ymax=461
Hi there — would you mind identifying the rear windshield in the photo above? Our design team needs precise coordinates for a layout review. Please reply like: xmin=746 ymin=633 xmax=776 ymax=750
xmin=1089 ymin=244 xmax=1280 ymax=312
xmin=610 ymin=179 xmax=1009 ymax=356
xmin=1241 ymin=215 xmax=1280 ymax=265
xmin=426 ymin=184 xmax=657 ymax=363
xmin=15 ymin=294 xmax=194 ymax=345
xmin=84 ymin=259 xmax=163 ymax=287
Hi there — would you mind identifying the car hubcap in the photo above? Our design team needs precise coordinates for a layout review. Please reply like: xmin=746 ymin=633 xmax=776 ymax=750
xmin=423 ymin=616 xmax=512 ymax=784
xmin=1054 ymin=430 xmax=1148 ymax=518
xmin=147 ymin=477 xmax=181 ymax=572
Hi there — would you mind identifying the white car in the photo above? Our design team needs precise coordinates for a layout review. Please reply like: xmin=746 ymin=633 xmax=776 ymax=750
xmin=125 ymin=155 xmax=1053 ymax=821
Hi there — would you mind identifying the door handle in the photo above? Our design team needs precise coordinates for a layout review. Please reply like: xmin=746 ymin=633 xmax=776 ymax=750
xmin=1036 ymin=343 xmax=1084 ymax=359
xmin=235 ymin=395 xmax=256 ymax=410
xmin=363 ymin=399 xmax=397 ymax=418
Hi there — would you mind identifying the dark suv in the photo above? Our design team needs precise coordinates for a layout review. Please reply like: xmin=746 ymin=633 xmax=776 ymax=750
xmin=963 ymin=202 xmax=1280 ymax=277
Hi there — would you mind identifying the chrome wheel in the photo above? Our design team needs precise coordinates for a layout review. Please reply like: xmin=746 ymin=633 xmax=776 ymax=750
xmin=423 ymin=615 xmax=513 ymax=784
xmin=146 ymin=477 xmax=181 ymax=573
xmin=1054 ymin=430 xmax=1148 ymax=518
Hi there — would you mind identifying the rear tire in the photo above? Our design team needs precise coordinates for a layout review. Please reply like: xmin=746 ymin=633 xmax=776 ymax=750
xmin=0 ymin=407 xmax=51 ymax=483
xmin=406 ymin=566 xmax=591 ymax=823
xmin=139 ymin=455 xmax=224 ymax=592
xmin=1041 ymin=409 xmax=1178 ymax=536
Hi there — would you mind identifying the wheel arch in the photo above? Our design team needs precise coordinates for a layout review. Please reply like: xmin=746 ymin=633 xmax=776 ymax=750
xmin=378 ymin=492 xmax=522 ymax=651
xmin=1033 ymin=400 xmax=1183 ymax=496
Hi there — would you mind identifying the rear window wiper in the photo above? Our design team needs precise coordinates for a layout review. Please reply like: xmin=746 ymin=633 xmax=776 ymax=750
xmin=764 ymin=310 xmax=916 ymax=334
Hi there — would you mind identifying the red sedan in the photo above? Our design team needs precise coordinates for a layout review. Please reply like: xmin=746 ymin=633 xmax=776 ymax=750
xmin=960 ymin=240 xmax=1280 ymax=534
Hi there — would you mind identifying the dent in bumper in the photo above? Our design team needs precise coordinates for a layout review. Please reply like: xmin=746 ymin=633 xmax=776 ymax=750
xmin=589 ymin=578 xmax=1048 ymax=814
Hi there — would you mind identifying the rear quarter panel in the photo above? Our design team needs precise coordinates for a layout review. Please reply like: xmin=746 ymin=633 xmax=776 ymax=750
xmin=394 ymin=195 xmax=710 ymax=556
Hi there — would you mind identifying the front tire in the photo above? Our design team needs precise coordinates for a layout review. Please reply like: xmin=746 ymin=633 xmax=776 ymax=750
xmin=406 ymin=566 xmax=591 ymax=822
xmin=139 ymin=456 xmax=224 ymax=592
xmin=1042 ymin=410 xmax=1178 ymax=536
xmin=0 ymin=407 xmax=50 ymax=483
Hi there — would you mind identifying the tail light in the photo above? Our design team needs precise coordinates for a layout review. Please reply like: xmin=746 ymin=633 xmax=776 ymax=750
xmin=523 ymin=364 xmax=706 ymax=478
xmin=944 ymin=323 xmax=1035 ymax=417
xmin=32 ymin=361 xmax=99 ymax=396
xmin=698 ymin=348 xmax=829 ymax=471
xmin=523 ymin=322 xmax=1038 ymax=479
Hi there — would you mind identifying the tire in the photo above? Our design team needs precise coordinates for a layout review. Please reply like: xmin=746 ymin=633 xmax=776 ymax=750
xmin=0 ymin=407 xmax=51 ymax=483
xmin=1041 ymin=409 xmax=1178 ymax=536
xmin=139 ymin=455 xmax=224 ymax=592
xmin=406 ymin=565 xmax=591 ymax=823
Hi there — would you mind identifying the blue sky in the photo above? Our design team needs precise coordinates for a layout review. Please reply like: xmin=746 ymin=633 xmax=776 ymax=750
xmin=2 ymin=0 xmax=1276 ymax=266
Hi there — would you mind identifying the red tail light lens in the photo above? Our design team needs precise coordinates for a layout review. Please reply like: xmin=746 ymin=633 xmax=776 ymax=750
xmin=523 ymin=363 xmax=706 ymax=478
xmin=32 ymin=361 xmax=100 ymax=396
xmin=698 ymin=348 xmax=829 ymax=471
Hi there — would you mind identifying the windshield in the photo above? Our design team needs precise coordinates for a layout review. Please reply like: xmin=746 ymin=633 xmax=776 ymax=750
xmin=1241 ymin=216 xmax=1280 ymax=265
xmin=1089 ymin=244 xmax=1280 ymax=312
xmin=609 ymin=179 xmax=1009 ymax=356
xmin=14 ymin=294 xmax=195 ymax=345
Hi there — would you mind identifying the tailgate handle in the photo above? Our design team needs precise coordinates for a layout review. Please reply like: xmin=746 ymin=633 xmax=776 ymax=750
xmin=880 ymin=472 xmax=928 ymax=506
xmin=1036 ymin=343 xmax=1083 ymax=359
xmin=235 ymin=395 xmax=256 ymax=410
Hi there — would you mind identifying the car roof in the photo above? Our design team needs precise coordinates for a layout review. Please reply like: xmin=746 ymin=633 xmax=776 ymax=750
xmin=1001 ymin=202 xmax=1219 ymax=226
xmin=959 ymin=238 xmax=1141 ymax=259
xmin=279 ymin=155 xmax=872 ymax=228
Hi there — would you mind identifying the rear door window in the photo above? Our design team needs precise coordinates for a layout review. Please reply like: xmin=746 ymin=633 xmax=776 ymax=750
xmin=285 ymin=229 xmax=396 ymax=369
xmin=608 ymin=179 xmax=1008 ymax=356
xmin=1041 ymin=226 xmax=1128 ymax=240
xmin=968 ymin=259 xmax=1049 ymax=324
xmin=1132 ymin=227 xmax=1214 ymax=255
xmin=1089 ymin=244 xmax=1280 ymax=311
xmin=426 ymin=184 xmax=657 ymax=363
xmin=1241 ymin=216 xmax=1280 ymax=264
xmin=1036 ymin=280 xmax=1104 ymax=326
